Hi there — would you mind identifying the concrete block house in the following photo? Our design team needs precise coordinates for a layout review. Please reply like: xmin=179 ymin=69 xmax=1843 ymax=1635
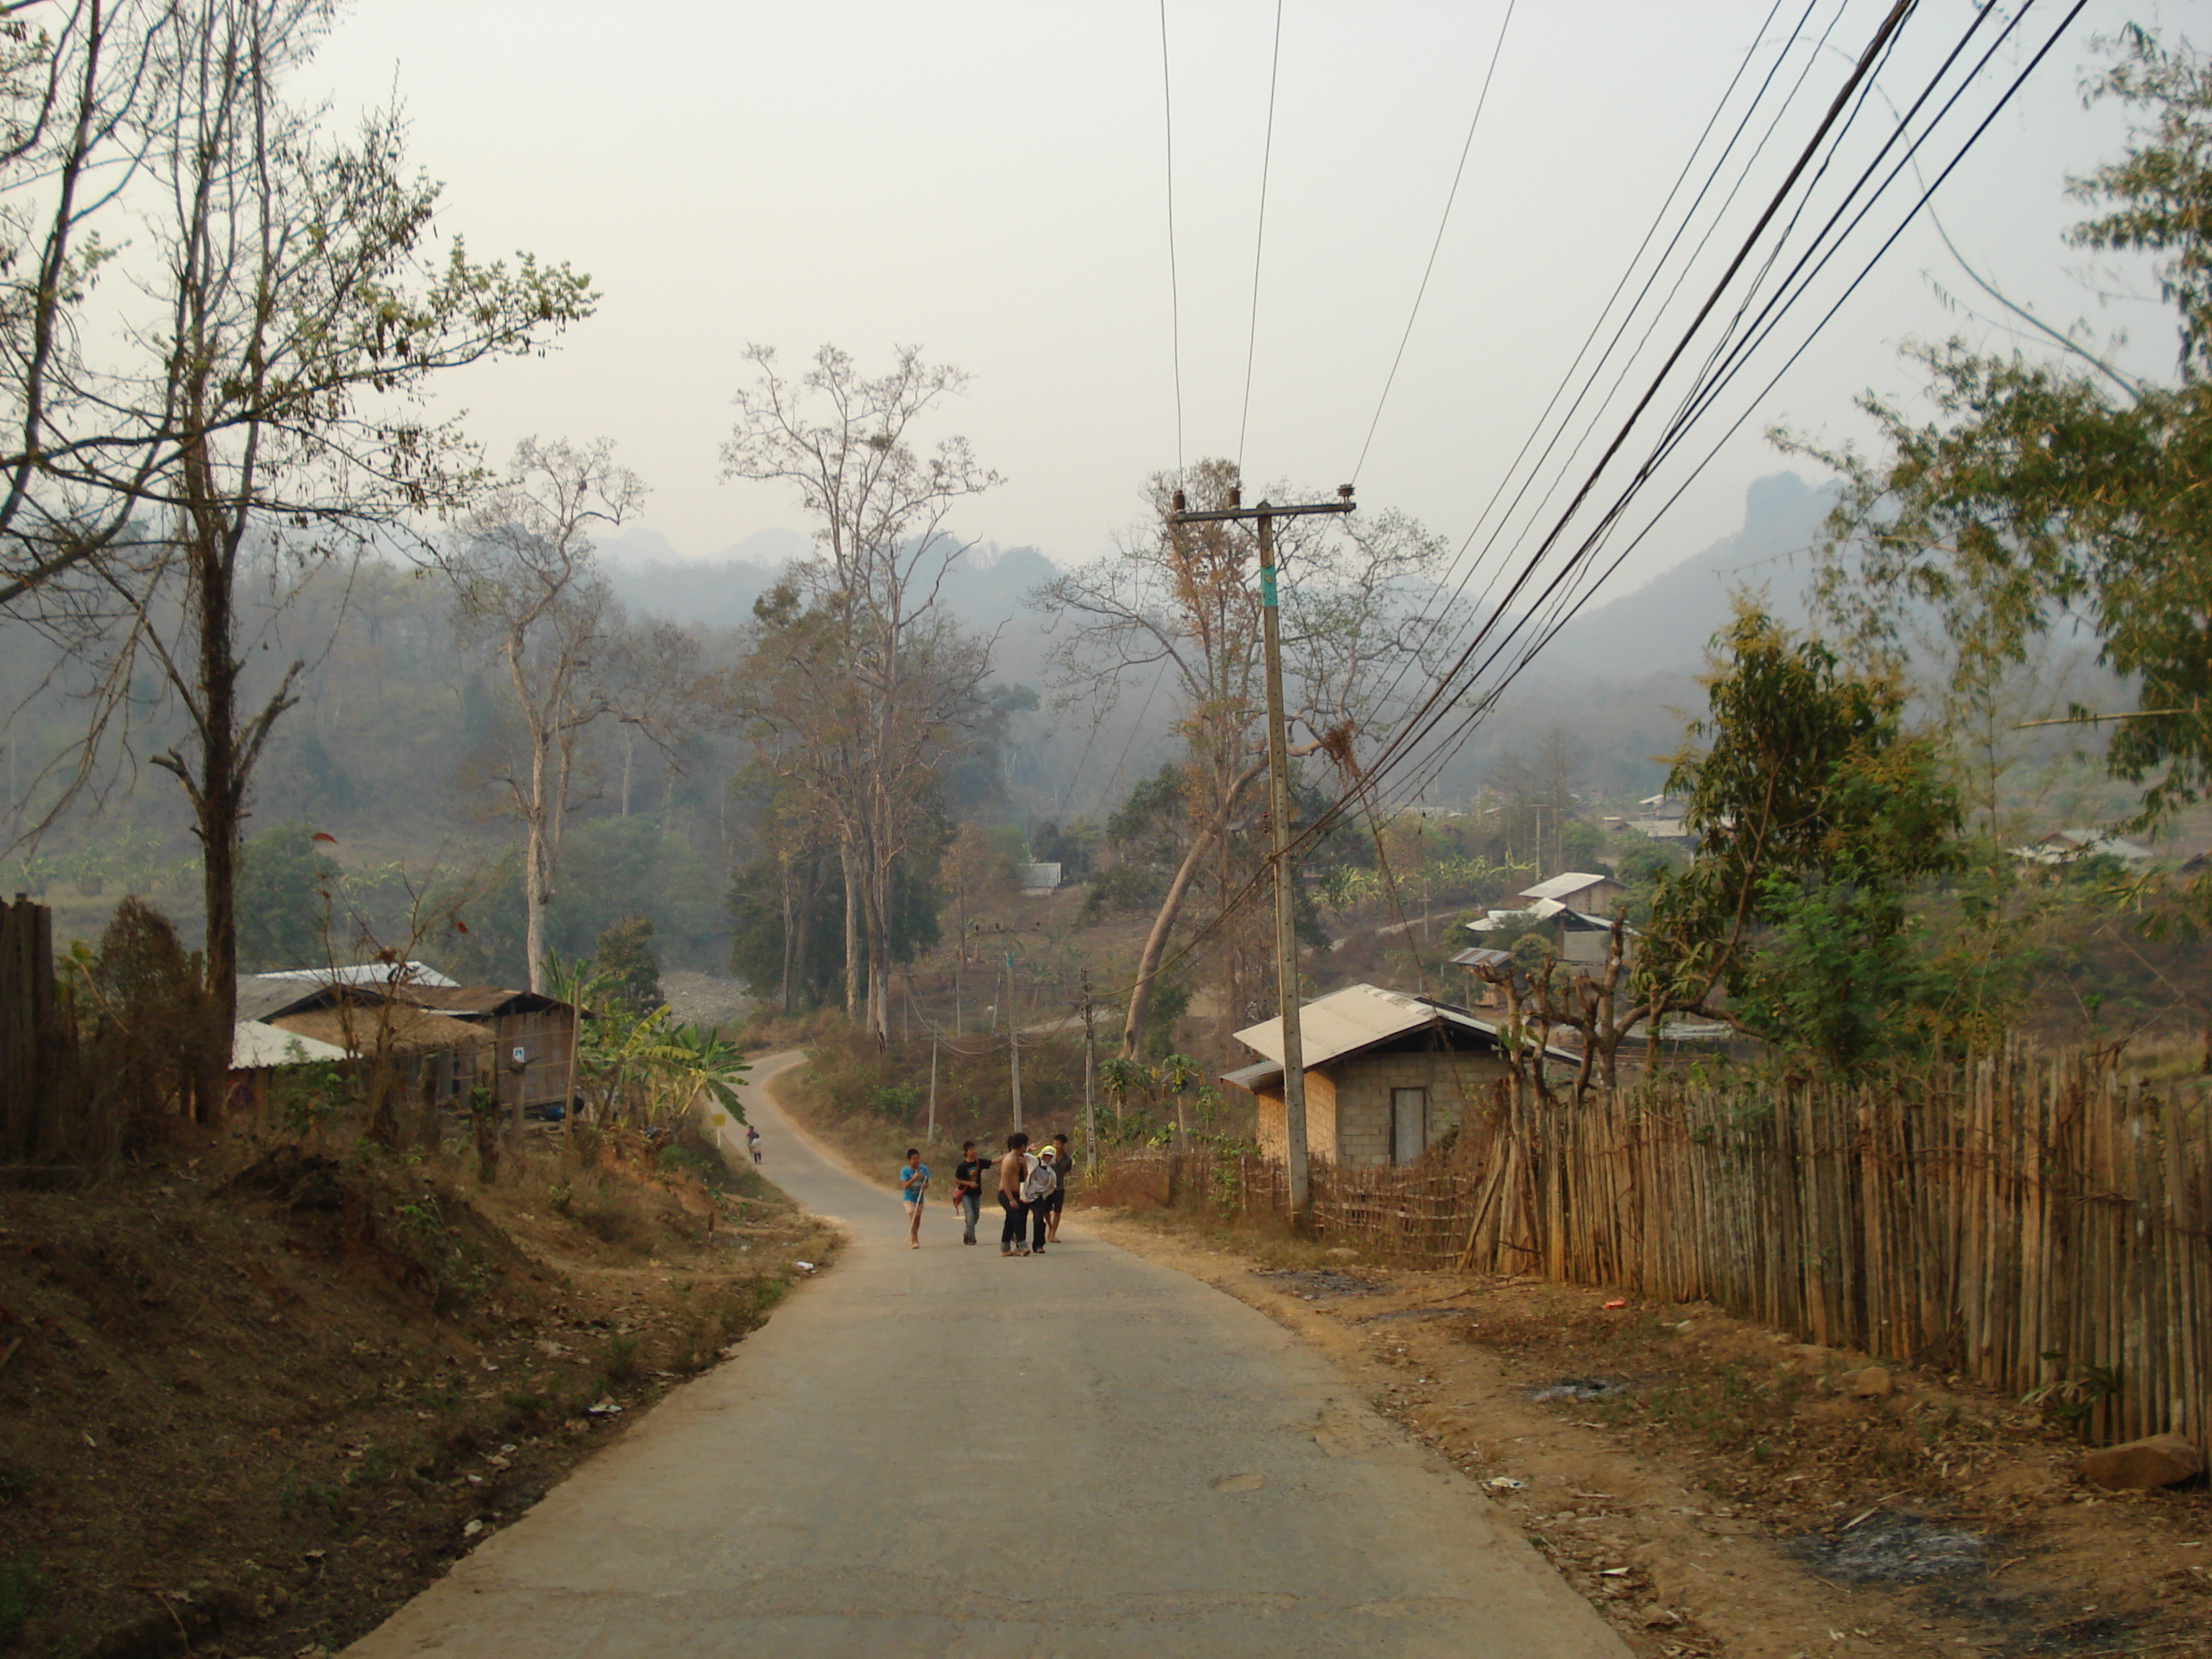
xmin=1222 ymin=983 xmax=1568 ymax=1168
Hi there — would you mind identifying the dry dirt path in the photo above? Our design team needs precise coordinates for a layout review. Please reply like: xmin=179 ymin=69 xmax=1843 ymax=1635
xmin=341 ymin=1051 xmax=1628 ymax=1658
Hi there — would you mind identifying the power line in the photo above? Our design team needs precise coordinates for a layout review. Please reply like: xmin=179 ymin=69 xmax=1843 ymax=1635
xmin=1349 ymin=0 xmax=1518 ymax=487
xmin=1236 ymin=0 xmax=1285 ymax=477
xmin=1096 ymin=0 xmax=2087 ymax=1030
xmin=1367 ymin=0 xmax=2087 ymax=820
xmin=1159 ymin=0 xmax=1185 ymax=480
xmin=1352 ymin=0 xmax=1815 ymax=733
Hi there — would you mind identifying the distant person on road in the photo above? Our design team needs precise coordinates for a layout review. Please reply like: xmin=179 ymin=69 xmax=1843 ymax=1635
xmin=953 ymin=1139 xmax=988 ymax=1246
xmin=1044 ymin=1131 xmax=1072 ymax=1244
xmin=1022 ymin=1143 xmax=1059 ymax=1256
xmin=746 ymin=1123 xmax=763 ymax=1165
xmin=899 ymin=1148 xmax=930 ymax=1249
xmin=997 ymin=1132 xmax=1033 ymax=1256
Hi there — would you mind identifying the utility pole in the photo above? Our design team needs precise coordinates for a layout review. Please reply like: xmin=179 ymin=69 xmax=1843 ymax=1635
xmin=1168 ymin=482 xmax=1354 ymax=1229
xmin=927 ymin=1036 xmax=938 ymax=1145
xmin=1082 ymin=968 xmax=1097 ymax=1175
xmin=1005 ymin=945 xmax=1022 ymax=1130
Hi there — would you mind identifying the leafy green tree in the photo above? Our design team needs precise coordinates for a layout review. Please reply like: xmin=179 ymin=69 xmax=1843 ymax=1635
xmin=1785 ymin=30 xmax=2212 ymax=840
xmin=1637 ymin=607 xmax=1964 ymax=1073
xmin=592 ymin=915 xmax=663 ymax=1016
xmin=235 ymin=824 xmax=339 ymax=972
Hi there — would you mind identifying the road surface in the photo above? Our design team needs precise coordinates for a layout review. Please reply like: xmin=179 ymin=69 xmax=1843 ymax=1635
xmin=342 ymin=1051 xmax=1629 ymax=1658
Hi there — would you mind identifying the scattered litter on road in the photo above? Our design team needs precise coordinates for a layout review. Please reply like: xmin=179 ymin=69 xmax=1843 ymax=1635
xmin=462 ymin=1519 xmax=485 ymax=1539
xmin=586 ymin=1399 xmax=624 ymax=1416
xmin=1601 ymin=1299 xmax=1627 ymax=1310
xmin=793 ymin=1261 xmax=817 ymax=1274
xmin=1485 ymin=1476 xmax=1527 ymax=1491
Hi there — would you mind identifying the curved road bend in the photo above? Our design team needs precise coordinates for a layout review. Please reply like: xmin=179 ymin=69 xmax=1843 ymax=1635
xmin=343 ymin=1050 xmax=1629 ymax=1658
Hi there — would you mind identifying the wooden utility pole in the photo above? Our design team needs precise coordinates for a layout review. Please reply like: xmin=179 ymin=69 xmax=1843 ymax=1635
xmin=1167 ymin=483 xmax=1354 ymax=1228
xmin=1005 ymin=945 xmax=1022 ymax=1130
xmin=927 ymin=1036 xmax=938 ymax=1145
xmin=1082 ymin=968 xmax=1097 ymax=1175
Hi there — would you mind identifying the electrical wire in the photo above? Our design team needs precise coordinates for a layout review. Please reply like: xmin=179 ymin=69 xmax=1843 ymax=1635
xmin=1351 ymin=0 xmax=1817 ymax=735
xmin=1236 ymin=0 xmax=1285 ymax=477
xmin=1364 ymin=0 xmax=2087 ymax=822
xmin=1349 ymin=0 xmax=1517 ymax=487
xmin=1106 ymin=0 xmax=2081 ymax=1013
xmin=1160 ymin=0 xmax=1185 ymax=480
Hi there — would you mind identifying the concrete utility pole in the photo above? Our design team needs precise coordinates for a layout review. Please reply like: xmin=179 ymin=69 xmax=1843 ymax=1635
xmin=1167 ymin=482 xmax=1354 ymax=1228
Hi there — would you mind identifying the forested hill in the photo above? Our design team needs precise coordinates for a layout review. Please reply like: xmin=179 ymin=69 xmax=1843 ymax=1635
xmin=601 ymin=534 xmax=1062 ymax=640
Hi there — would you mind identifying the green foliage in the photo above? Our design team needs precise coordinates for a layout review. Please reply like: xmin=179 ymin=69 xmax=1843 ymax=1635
xmin=547 ymin=950 xmax=749 ymax=1129
xmin=1640 ymin=607 xmax=1965 ymax=1072
xmin=1029 ymin=818 xmax=1095 ymax=880
xmin=604 ymin=1333 xmax=640 ymax=1382
xmin=723 ymin=847 xmax=939 ymax=1007
xmin=1559 ymin=819 xmax=1605 ymax=867
xmin=235 ymin=823 xmax=340 ymax=971
xmin=0 ymin=1557 xmax=45 ymax=1645
xmin=727 ymin=847 xmax=847 ymax=1006
xmin=593 ymin=914 xmax=663 ymax=1015
xmin=1784 ymin=30 xmax=2212 ymax=840
xmin=1080 ymin=860 xmax=1167 ymax=921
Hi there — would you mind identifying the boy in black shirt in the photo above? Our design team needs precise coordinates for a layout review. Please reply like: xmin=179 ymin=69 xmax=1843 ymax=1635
xmin=953 ymin=1140 xmax=988 ymax=1245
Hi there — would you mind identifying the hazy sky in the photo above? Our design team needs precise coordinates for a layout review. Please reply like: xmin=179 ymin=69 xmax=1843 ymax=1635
xmin=305 ymin=0 xmax=2181 ymax=598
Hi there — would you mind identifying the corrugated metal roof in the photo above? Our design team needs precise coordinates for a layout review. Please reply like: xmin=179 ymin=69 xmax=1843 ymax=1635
xmin=1233 ymin=981 xmax=1581 ymax=1070
xmin=253 ymin=961 xmax=459 ymax=989
xmin=1221 ymin=1060 xmax=1283 ymax=1093
xmin=231 ymin=1020 xmax=349 ymax=1069
xmin=1232 ymin=983 xmax=1470 ymax=1069
xmin=235 ymin=976 xmax=332 ymax=1023
xmin=1449 ymin=947 xmax=1513 ymax=968
xmin=381 ymin=984 xmax=568 ymax=1019
xmin=269 ymin=1005 xmax=486 ymax=1055
xmin=1517 ymin=872 xmax=1614 ymax=903
xmin=1017 ymin=862 xmax=1061 ymax=891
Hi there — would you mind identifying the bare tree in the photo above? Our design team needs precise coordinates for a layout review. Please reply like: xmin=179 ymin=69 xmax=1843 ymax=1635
xmin=1035 ymin=458 xmax=1452 ymax=1057
xmin=0 ymin=1 xmax=592 ymax=1090
xmin=443 ymin=438 xmax=644 ymax=992
xmin=720 ymin=344 xmax=1002 ymax=1040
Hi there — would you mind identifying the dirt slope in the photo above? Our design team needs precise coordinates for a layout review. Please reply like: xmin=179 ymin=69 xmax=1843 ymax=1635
xmin=0 ymin=1125 xmax=833 ymax=1658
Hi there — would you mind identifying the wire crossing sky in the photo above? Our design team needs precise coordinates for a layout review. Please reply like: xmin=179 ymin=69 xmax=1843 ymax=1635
xmin=305 ymin=0 xmax=2175 ymax=602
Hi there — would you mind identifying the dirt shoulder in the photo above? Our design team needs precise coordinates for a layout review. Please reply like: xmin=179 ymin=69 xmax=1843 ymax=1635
xmin=0 ymin=1123 xmax=835 ymax=1658
xmin=1081 ymin=1208 xmax=2211 ymax=1659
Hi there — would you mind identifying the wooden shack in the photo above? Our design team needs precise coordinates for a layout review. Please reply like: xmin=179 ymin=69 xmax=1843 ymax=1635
xmin=1223 ymin=983 xmax=1568 ymax=1169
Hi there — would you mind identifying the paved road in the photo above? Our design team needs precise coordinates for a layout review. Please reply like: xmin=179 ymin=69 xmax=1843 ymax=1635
xmin=343 ymin=1052 xmax=1629 ymax=1658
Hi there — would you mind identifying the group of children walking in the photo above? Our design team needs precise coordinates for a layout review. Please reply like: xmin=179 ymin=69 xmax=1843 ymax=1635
xmin=896 ymin=1130 xmax=1071 ymax=1255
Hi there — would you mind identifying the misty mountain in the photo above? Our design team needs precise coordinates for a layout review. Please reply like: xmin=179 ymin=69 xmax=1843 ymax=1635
xmin=1535 ymin=472 xmax=1837 ymax=680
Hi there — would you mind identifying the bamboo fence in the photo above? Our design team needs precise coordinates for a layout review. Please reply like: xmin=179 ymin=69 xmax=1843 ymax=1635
xmin=1112 ymin=1050 xmax=2211 ymax=1448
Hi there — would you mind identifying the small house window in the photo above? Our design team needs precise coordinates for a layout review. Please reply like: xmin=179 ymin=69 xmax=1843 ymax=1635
xmin=1390 ymin=1087 xmax=1427 ymax=1166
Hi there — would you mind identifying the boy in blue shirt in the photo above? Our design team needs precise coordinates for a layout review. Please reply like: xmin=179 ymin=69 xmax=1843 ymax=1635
xmin=899 ymin=1148 xmax=930 ymax=1249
